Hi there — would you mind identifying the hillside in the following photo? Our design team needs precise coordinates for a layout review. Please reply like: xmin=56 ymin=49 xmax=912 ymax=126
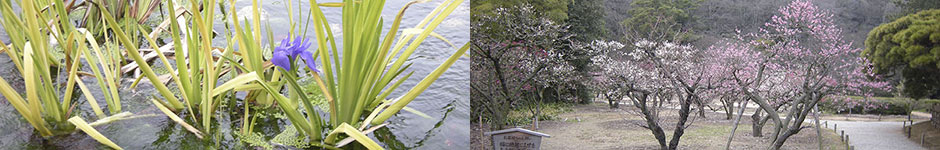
xmin=603 ymin=0 xmax=904 ymax=48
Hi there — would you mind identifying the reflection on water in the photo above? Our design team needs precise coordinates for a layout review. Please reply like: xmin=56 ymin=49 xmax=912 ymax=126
xmin=0 ymin=0 xmax=468 ymax=149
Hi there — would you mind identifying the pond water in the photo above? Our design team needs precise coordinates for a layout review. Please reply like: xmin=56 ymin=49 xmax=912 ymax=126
xmin=0 ymin=0 xmax=469 ymax=149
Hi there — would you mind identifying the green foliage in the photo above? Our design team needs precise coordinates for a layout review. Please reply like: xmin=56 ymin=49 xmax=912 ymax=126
xmin=566 ymin=0 xmax=609 ymax=104
xmin=567 ymin=0 xmax=608 ymax=42
xmin=820 ymin=99 xmax=909 ymax=115
xmin=866 ymin=9 xmax=940 ymax=69
xmin=863 ymin=9 xmax=940 ymax=99
xmin=471 ymin=0 xmax=569 ymax=23
xmin=900 ymin=67 xmax=940 ymax=99
xmin=620 ymin=0 xmax=701 ymax=42
xmin=819 ymin=96 xmax=940 ymax=115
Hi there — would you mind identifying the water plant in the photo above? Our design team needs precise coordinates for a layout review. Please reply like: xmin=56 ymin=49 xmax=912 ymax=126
xmin=0 ymin=0 xmax=129 ymax=148
xmin=98 ymin=0 xmax=239 ymax=139
xmin=79 ymin=0 xmax=163 ymax=41
xmin=231 ymin=0 xmax=468 ymax=148
xmin=263 ymin=0 xmax=469 ymax=148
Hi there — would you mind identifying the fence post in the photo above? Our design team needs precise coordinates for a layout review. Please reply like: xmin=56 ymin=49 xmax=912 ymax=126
xmin=845 ymin=135 xmax=850 ymax=150
xmin=834 ymin=124 xmax=838 ymax=132
xmin=922 ymin=132 xmax=926 ymax=146
xmin=847 ymin=135 xmax=851 ymax=150
xmin=841 ymin=130 xmax=845 ymax=141
xmin=825 ymin=121 xmax=828 ymax=128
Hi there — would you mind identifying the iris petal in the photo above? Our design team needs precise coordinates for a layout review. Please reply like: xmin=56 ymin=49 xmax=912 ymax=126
xmin=290 ymin=39 xmax=305 ymax=56
xmin=272 ymin=50 xmax=291 ymax=70
xmin=292 ymin=36 xmax=303 ymax=49
xmin=275 ymin=46 xmax=289 ymax=54
xmin=273 ymin=35 xmax=316 ymax=72
xmin=280 ymin=36 xmax=292 ymax=48
xmin=298 ymin=38 xmax=313 ymax=51
xmin=300 ymin=50 xmax=319 ymax=73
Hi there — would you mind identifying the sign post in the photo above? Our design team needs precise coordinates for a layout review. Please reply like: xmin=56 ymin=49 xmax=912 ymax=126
xmin=485 ymin=128 xmax=551 ymax=150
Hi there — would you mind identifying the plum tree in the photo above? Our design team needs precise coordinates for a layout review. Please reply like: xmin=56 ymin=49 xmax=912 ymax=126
xmin=709 ymin=0 xmax=891 ymax=149
xmin=470 ymin=4 xmax=574 ymax=129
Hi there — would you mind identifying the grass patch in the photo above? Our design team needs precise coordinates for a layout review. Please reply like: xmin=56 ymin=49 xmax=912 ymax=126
xmin=908 ymin=121 xmax=940 ymax=149
xmin=507 ymin=102 xmax=574 ymax=125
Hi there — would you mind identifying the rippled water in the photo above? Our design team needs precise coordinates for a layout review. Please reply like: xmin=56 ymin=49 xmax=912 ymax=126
xmin=0 ymin=0 xmax=469 ymax=149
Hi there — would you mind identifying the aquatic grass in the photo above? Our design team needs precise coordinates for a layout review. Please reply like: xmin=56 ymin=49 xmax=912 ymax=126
xmin=0 ymin=0 xmax=74 ymax=136
xmin=0 ymin=3 xmax=130 ymax=149
xmin=150 ymin=97 xmax=204 ymax=139
xmin=324 ymin=0 xmax=465 ymax=125
xmin=230 ymin=0 xmax=283 ymax=107
xmin=252 ymin=0 xmax=471 ymax=148
xmin=212 ymin=72 xmax=344 ymax=149
xmin=0 ymin=61 xmax=51 ymax=136
xmin=75 ymin=29 xmax=123 ymax=116
xmin=67 ymin=112 xmax=138 ymax=149
xmin=101 ymin=0 xmax=285 ymax=139
xmin=324 ymin=123 xmax=383 ymax=149
xmin=227 ymin=0 xmax=299 ymax=136
xmin=67 ymin=116 xmax=124 ymax=150
xmin=79 ymin=0 xmax=163 ymax=40
xmin=95 ymin=0 xmax=183 ymax=111
xmin=102 ymin=0 xmax=221 ymax=136
xmin=73 ymin=62 xmax=106 ymax=118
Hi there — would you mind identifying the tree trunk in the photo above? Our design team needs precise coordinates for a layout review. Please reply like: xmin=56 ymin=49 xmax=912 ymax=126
xmin=772 ymin=95 xmax=819 ymax=150
xmin=772 ymin=112 xmax=809 ymax=149
xmin=813 ymin=105 xmax=823 ymax=150
xmin=634 ymin=93 xmax=670 ymax=150
xmin=534 ymin=101 xmax=541 ymax=129
xmin=697 ymin=101 xmax=707 ymax=118
xmin=724 ymin=97 xmax=735 ymax=120
xmin=751 ymin=109 xmax=764 ymax=137
xmin=771 ymin=129 xmax=797 ymax=150
xmin=578 ymin=83 xmax=592 ymax=104
xmin=743 ymin=91 xmax=784 ymax=141
xmin=606 ymin=93 xmax=619 ymax=108
xmin=667 ymin=93 xmax=695 ymax=150
xmin=532 ymin=88 xmax=546 ymax=129
xmin=483 ymin=53 xmax=513 ymax=129
xmin=726 ymin=100 xmax=749 ymax=149
xmin=613 ymin=100 xmax=620 ymax=108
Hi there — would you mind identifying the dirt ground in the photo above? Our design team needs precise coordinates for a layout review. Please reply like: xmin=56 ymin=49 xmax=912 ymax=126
xmin=472 ymin=102 xmax=849 ymax=150
xmin=907 ymin=121 xmax=940 ymax=149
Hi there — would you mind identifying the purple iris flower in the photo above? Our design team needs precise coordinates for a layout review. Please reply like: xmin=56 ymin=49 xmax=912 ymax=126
xmin=272 ymin=36 xmax=319 ymax=73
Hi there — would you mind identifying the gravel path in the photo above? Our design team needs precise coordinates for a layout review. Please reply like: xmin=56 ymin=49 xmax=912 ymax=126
xmin=824 ymin=120 xmax=924 ymax=150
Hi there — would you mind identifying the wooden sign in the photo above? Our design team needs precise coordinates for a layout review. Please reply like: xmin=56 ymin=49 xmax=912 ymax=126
xmin=485 ymin=128 xmax=551 ymax=150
